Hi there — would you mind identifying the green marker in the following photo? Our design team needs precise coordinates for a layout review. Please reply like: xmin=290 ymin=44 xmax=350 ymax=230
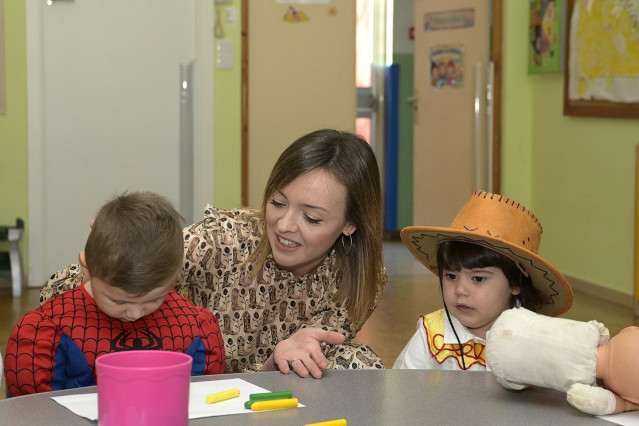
xmin=243 ymin=391 xmax=294 ymax=409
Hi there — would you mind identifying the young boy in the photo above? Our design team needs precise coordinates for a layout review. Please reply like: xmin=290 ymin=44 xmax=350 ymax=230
xmin=4 ymin=191 xmax=225 ymax=396
xmin=393 ymin=190 xmax=573 ymax=370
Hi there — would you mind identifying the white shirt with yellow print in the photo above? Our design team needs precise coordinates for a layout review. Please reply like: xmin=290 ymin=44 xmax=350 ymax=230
xmin=393 ymin=308 xmax=488 ymax=371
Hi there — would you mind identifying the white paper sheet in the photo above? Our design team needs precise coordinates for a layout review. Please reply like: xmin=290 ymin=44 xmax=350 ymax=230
xmin=598 ymin=411 xmax=639 ymax=426
xmin=51 ymin=378 xmax=304 ymax=421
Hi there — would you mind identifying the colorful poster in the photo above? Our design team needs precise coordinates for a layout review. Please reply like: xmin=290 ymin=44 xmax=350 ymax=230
xmin=528 ymin=0 xmax=563 ymax=74
xmin=283 ymin=6 xmax=310 ymax=22
xmin=568 ymin=0 xmax=639 ymax=102
xmin=429 ymin=44 xmax=464 ymax=88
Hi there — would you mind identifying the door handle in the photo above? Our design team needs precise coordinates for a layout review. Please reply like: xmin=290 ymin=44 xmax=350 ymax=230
xmin=46 ymin=0 xmax=74 ymax=5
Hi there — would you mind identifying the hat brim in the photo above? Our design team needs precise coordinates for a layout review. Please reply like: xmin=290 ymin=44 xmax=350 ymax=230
xmin=401 ymin=226 xmax=573 ymax=317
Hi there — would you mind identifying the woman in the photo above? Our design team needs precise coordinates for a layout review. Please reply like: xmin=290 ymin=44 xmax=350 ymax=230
xmin=41 ymin=129 xmax=387 ymax=378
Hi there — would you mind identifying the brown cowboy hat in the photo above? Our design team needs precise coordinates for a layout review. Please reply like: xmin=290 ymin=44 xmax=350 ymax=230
xmin=401 ymin=190 xmax=573 ymax=317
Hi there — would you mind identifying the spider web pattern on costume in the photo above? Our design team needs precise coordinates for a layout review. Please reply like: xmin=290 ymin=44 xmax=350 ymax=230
xmin=4 ymin=287 xmax=225 ymax=396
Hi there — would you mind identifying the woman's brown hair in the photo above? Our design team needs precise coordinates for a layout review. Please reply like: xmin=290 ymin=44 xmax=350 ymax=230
xmin=247 ymin=129 xmax=384 ymax=325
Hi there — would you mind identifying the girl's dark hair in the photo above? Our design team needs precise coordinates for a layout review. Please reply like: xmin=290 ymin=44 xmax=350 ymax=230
xmin=436 ymin=240 xmax=545 ymax=312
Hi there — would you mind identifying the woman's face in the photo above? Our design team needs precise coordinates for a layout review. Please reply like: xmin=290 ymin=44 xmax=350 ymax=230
xmin=266 ymin=169 xmax=356 ymax=276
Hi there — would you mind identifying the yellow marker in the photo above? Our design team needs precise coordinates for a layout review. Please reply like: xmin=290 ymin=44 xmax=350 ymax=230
xmin=205 ymin=388 xmax=240 ymax=404
xmin=304 ymin=420 xmax=347 ymax=426
xmin=250 ymin=397 xmax=299 ymax=411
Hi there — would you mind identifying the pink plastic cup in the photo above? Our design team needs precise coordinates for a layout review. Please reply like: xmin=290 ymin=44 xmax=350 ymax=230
xmin=96 ymin=350 xmax=192 ymax=426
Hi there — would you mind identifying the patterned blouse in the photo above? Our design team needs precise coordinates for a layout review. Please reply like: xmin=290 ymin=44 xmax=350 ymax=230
xmin=41 ymin=206 xmax=387 ymax=372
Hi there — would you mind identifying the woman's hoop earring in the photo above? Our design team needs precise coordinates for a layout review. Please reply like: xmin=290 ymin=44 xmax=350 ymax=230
xmin=342 ymin=233 xmax=353 ymax=255
xmin=515 ymin=294 xmax=523 ymax=308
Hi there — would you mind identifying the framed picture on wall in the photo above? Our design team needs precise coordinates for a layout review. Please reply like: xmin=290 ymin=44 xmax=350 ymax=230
xmin=528 ymin=0 xmax=563 ymax=74
xmin=564 ymin=0 xmax=639 ymax=118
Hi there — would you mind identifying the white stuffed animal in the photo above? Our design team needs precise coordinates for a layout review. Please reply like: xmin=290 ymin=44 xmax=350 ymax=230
xmin=486 ymin=308 xmax=639 ymax=415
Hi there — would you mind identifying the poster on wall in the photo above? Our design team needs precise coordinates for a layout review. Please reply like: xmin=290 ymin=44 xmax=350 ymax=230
xmin=0 ymin=0 xmax=5 ymax=115
xmin=430 ymin=44 xmax=464 ymax=88
xmin=528 ymin=0 xmax=563 ymax=74
xmin=423 ymin=9 xmax=474 ymax=31
xmin=283 ymin=6 xmax=311 ymax=22
xmin=564 ymin=0 xmax=639 ymax=117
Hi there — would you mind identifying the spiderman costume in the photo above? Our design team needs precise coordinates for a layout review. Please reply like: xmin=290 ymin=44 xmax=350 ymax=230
xmin=4 ymin=284 xmax=225 ymax=397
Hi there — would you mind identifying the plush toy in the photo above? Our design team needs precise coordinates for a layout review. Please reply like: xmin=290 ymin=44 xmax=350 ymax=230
xmin=486 ymin=308 xmax=639 ymax=415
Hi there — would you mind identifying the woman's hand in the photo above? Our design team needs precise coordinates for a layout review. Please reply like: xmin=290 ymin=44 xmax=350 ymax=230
xmin=263 ymin=327 xmax=346 ymax=378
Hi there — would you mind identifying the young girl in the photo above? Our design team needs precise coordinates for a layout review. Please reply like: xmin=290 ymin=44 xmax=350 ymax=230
xmin=393 ymin=190 xmax=573 ymax=370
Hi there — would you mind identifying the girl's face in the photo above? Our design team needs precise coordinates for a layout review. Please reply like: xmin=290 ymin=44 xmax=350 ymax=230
xmin=442 ymin=266 xmax=519 ymax=339
xmin=265 ymin=169 xmax=356 ymax=277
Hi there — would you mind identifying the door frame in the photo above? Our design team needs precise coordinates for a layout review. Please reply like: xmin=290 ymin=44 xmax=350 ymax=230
xmin=25 ymin=1 xmax=215 ymax=285
xmin=241 ymin=0 xmax=249 ymax=206
xmin=492 ymin=0 xmax=503 ymax=193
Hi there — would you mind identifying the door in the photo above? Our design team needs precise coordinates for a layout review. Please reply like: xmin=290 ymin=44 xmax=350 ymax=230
xmin=26 ymin=1 xmax=214 ymax=284
xmin=245 ymin=2 xmax=357 ymax=208
xmin=412 ymin=0 xmax=495 ymax=226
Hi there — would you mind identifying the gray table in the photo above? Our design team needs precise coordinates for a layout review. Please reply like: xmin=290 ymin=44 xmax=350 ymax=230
xmin=0 ymin=369 xmax=614 ymax=425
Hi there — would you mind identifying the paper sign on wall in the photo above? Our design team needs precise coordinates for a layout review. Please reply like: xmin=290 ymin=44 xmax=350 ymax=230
xmin=430 ymin=44 xmax=464 ymax=88
xmin=424 ymin=9 xmax=474 ymax=31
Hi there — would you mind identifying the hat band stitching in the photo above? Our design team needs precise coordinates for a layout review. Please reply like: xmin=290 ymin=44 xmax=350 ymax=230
xmin=473 ymin=190 xmax=542 ymax=231
xmin=408 ymin=233 xmax=562 ymax=306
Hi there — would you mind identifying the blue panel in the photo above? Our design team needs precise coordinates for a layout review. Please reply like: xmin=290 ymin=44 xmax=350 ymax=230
xmin=385 ymin=64 xmax=399 ymax=232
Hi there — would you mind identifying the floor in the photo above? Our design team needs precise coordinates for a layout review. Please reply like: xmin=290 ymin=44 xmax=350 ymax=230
xmin=0 ymin=242 xmax=637 ymax=399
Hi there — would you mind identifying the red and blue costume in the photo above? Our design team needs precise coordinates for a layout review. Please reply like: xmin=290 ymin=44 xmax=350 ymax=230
xmin=4 ymin=284 xmax=225 ymax=396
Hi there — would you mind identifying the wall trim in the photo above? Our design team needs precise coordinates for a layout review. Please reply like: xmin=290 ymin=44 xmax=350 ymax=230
xmin=566 ymin=275 xmax=634 ymax=309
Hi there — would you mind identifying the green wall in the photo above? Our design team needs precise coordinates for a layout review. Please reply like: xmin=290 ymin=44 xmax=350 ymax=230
xmin=213 ymin=1 xmax=242 ymax=209
xmin=4 ymin=1 xmax=638 ymax=297
xmin=501 ymin=3 xmax=534 ymax=206
xmin=393 ymin=0 xmax=414 ymax=230
xmin=0 ymin=1 xmax=28 ymax=260
xmin=503 ymin=2 xmax=639 ymax=297
xmin=394 ymin=53 xmax=413 ymax=230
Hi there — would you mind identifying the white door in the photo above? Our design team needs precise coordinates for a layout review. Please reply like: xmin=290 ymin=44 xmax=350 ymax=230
xmin=27 ymin=1 xmax=214 ymax=285
xmin=412 ymin=0 xmax=492 ymax=226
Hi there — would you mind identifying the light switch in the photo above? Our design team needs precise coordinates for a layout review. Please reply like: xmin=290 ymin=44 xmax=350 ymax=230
xmin=226 ymin=7 xmax=239 ymax=25
xmin=217 ymin=40 xmax=234 ymax=70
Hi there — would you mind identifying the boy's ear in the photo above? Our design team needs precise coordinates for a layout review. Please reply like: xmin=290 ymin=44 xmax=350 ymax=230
xmin=78 ymin=251 xmax=90 ymax=280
